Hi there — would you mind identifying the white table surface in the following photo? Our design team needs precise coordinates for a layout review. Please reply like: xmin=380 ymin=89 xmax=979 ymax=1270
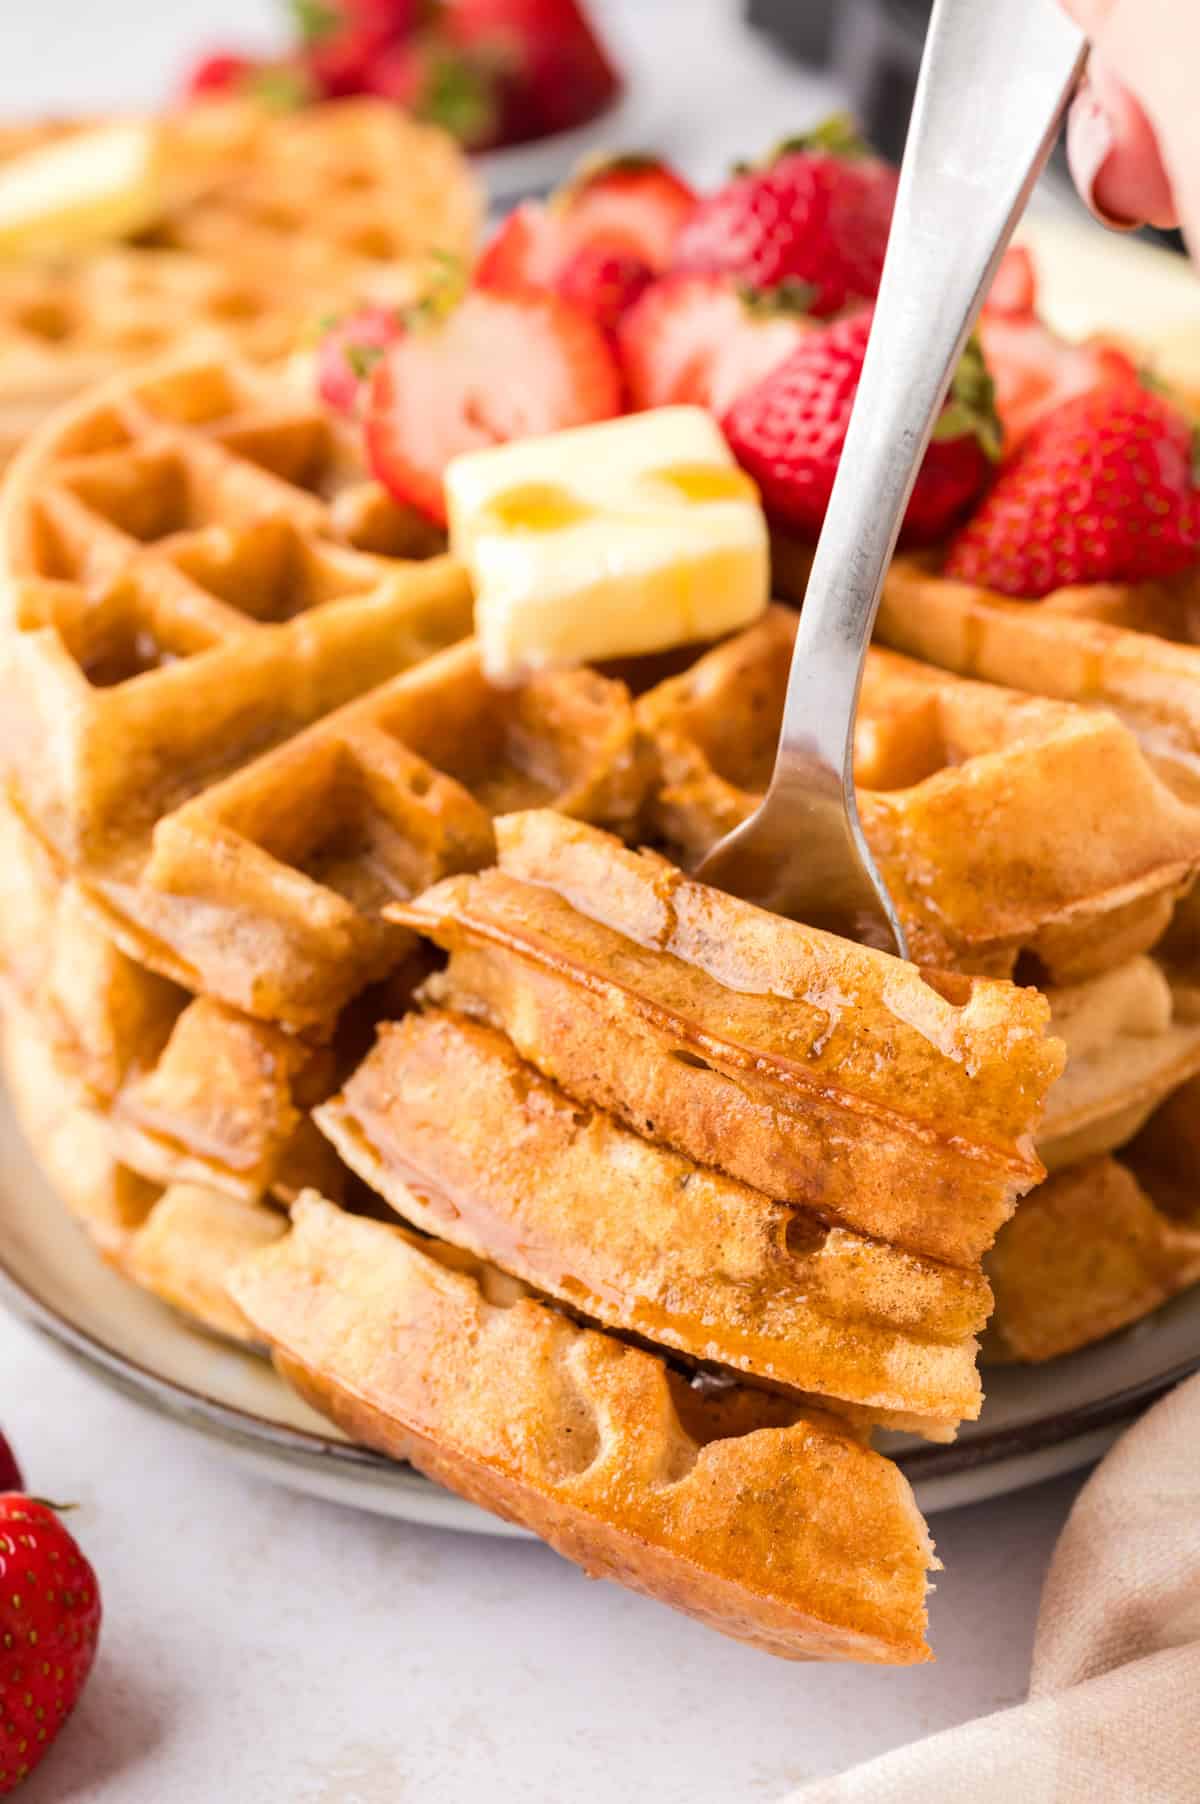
xmin=0 ymin=0 xmax=1094 ymax=1796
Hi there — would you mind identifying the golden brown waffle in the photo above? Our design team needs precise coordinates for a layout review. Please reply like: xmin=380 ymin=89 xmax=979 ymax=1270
xmin=320 ymin=815 xmax=1065 ymax=1436
xmin=987 ymin=1150 xmax=1200 ymax=1363
xmin=399 ymin=809 xmax=1061 ymax=1269
xmin=0 ymin=359 xmax=649 ymax=1034
xmin=637 ymin=607 xmax=1200 ymax=981
xmin=229 ymin=1194 xmax=938 ymax=1664
xmin=0 ymin=102 xmax=479 ymax=472
xmin=1039 ymin=958 xmax=1200 ymax=1171
xmin=878 ymin=554 xmax=1200 ymax=802
xmin=0 ymin=248 xmax=323 ymax=471
xmin=1 ymin=996 xmax=283 ymax=1342
xmin=153 ymin=100 xmax=482 ymax=307
xmin=320 ymin=1006 xmax=991 ymax=1433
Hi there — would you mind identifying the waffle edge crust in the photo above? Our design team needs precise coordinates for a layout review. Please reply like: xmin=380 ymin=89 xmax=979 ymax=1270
xmin=228 ymin=1195 xmax=939 ymax=1665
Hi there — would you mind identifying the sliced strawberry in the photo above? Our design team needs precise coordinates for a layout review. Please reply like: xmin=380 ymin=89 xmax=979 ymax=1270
xmin=555 ymin=241 xmax=654 ymax=337
xmin=978 ymin=312 xmax=1138 ymax=448
xmin=617 ymin=271 xmax=814 ymax=417
xmin=181 ymin=51 xmax=262 ymax=99
xmin=316 ymin=305 xmax=404 ymax=417
xmin=475 ymin=202 xmax=564 ymax=291
xmin=557 ymin=155 xmax=697 ymax=269
xmin=984 ymin=244 xmax=1038 ymax=318
xmin=365 ymin=288 xmax=622 ymax=522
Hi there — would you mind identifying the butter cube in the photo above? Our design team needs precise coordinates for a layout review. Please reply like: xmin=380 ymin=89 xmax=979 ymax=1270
xmin=446 ymin=407 xmax=770 ymax=681
xmin=0 ymin=122 xmax=171 ymax=259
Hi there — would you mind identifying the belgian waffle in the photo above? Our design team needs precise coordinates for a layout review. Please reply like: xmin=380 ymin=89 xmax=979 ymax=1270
xmin=637 ymin=607 xmax=1200 ymax=982
xmin=0 ymin=360 xmax=649 ymax=1035
xmin=0 ymin=99 xmax=480 ymax=471
xmin=152 ymin=99 xmax=482 ymax=307
xmin=878 ymin=555 xmax=1200 ymax=802
xmin=1 ymin=996 xmax=284 ymax=1343
xmin=230 ymin=1195 xmax=939 ymax=1665
xmin=987 ymin=1149 xmax=1200 ymax=1364
xmin=317 ymin=813 xmax=1063 ymax=1438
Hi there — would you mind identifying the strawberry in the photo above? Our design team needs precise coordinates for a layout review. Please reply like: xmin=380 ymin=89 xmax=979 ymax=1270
xmin=0 ymin=1435 xmax=20 ymax=1495
xmin=724 ymin=308 xmax=1000 ymax=543
xmin=0 ymin=1497 xmax=101 ymax=1796
xmin=445 ymin=0 xmax=621 ymax=139
xmin=291 ymin=0 xmax=421 ymax=98
xmin=555 ymin=242 xmax=654 ymax=337
xmin=476 ymin=156 xmax=696 ymax=317
xmin=181 ymin=51 xmax=261 ymax=99
xmin=978 ymin=311 xmax=1137 ymax=449
xmin=364 ymin=287 xmax=621 ymax=521
xmin=984 ymin=244 xmax=1038 ymax=319
xmin=364 ymin=32 xmax=502 ymax=148
xmin=945 ymin=381 xmax=1200 ymax=597
xmin=316 ymin=305 xmax=403 ymax=416
xmin=617 ymin=271 xmax=814 ymax=418
xmin=671 ymin=117 xmax=897 ymax=317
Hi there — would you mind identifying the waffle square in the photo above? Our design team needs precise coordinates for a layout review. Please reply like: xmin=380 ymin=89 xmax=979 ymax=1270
xmin=637 ymin=607 xmax=1200 ymax=981
xmin=229 ymin=1194 xmax=938 ymax=1664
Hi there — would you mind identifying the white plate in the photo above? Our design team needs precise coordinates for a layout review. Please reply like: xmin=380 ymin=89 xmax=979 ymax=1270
xmin=2 ymin=1080 xmax=1198 ymax=1525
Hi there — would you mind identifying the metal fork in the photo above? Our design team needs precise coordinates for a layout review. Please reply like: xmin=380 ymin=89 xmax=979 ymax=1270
xmin=695 ymin=0 xmax=1087 ymax=956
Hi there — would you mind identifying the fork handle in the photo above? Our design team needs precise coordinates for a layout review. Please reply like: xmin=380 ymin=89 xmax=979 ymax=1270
xmin=772 ymin=0 xmax=1086 ymax=799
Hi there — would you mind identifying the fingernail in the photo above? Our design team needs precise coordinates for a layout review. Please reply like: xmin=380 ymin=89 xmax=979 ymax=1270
xmin=1067 ymin=85 xmax=1141 ymax=231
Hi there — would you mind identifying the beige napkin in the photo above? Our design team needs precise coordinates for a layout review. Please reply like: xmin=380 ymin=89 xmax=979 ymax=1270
xmin=793 ymin=1370 xmax=1200 ymax=1804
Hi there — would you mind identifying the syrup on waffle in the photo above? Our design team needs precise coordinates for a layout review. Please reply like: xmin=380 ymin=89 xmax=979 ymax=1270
xmin=637 ymin=607 xmax=1200 ymax=981
xmin=229 ymin=1193 xmax=939 ymax=1664
xmin=399 ymin=809 xmax=1060 ymax=1270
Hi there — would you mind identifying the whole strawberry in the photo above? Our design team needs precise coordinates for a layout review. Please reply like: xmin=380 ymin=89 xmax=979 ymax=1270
xmin=0 ymin=1498 xmax=101 ymax=1795
xmin=945 ymin=380 xmax=1200 ymax=597
xmin=724 ymin=308 xmax=1000 ymax=543
xmin=671 ymin=117 xmax=897 ymax=317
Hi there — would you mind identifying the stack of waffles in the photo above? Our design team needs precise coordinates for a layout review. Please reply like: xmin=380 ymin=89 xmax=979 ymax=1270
xmin=639 ymin=606 xmax=1200 ymax=1361
xmin=0 ymin=98 xmax=481 ymax=469
xmin=3 ymin=356 xmax=1199 ymax=1664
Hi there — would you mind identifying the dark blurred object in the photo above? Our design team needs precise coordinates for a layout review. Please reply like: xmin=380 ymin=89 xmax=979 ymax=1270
xmin=746 ymin=0 xmax=1186 ymax=256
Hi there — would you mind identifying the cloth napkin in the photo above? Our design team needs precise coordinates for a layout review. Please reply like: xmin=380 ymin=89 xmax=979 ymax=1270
xmin=791 ymin=1369 xmax=1200 ymax=1804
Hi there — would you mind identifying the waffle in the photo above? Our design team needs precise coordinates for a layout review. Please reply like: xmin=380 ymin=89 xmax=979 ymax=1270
xmin=152 ymin=99 xmax=482 ymax=308
xmin=0 ymin=248 xmax=322 ymax=471
xmin=0 ymin=360 xmax=653 ymax=1034
xmin=398 ymin=809 xmax=1060 ymax=1269
xmin=229 ymin=1194 xmax=938 ymax=1664
xmin=877 ymin=555 xmax=1200 ymax=803
xmin=0 ymin=100 xmax=481 ymax=472
xmin=637 ymin=607 xmax=1200 ymax=981
xmin=1 ymin=997 xmax=283 ymax=1342
xmin=987 ymin=1150 xmax=1200 ymax=1363
xmin=1039 ymin=957 xmax=1200 ymax=1171
xmin=318 ymin=814 xmax=1064 ymax=1437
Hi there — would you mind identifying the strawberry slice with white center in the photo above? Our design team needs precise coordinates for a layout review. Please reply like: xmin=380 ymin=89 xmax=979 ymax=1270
xmin=364 ymin=288 xmax=622 ymax=523
xmin=617 ymin=271 xmax=814 ymax=417
xmin=978 ymin=311 xmax=1137 ymax=450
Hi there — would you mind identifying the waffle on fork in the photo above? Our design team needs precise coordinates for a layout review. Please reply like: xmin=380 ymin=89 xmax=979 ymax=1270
xmin=637 ymin=606 xmax=1200 ymax=982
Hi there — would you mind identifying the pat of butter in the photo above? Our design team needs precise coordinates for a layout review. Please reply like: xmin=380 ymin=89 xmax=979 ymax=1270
xmin=0 ymin=122 xmax=171 ymax=259
xmin=446 ymin=407 xmax=770 ymax=681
